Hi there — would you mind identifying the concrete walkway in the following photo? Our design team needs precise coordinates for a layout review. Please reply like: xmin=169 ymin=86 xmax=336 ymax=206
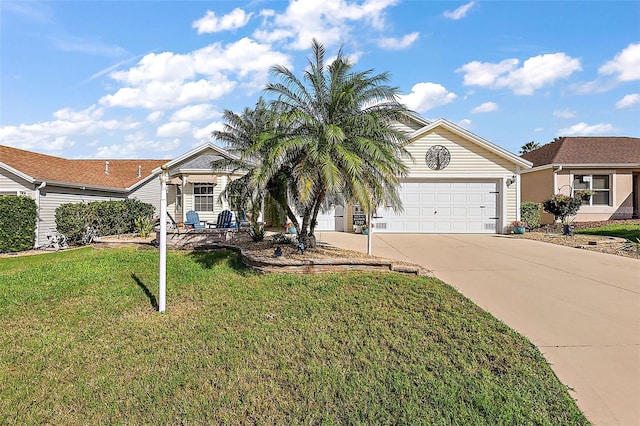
xmin=315 ymin=232 xmax=640 ymax=426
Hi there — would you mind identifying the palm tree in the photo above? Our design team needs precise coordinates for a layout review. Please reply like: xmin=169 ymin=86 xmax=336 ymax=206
xmin=263 ymin=39 xmax=411 ymax=247
xmin=211 ymin=98 xmax=299 ymax=233
xmin=520 ymin=141 xmax=540 ymax=155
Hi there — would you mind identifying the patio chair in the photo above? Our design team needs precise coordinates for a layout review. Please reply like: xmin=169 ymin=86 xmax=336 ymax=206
xmin=210 ymin=209 xmax=234 ymax=228
xmin=184 ymin=210 xmax=205 ymax=229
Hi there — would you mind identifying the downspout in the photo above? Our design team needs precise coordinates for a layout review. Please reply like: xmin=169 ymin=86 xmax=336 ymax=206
xmin=35 ymin=182 xmax=46 ymax=248
xmin=515 ymin=166 xmax=521 ymax=221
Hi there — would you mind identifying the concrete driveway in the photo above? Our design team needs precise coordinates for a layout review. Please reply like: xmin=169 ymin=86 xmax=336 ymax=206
xmin=315 ymin=232 xmax=640 ymax=426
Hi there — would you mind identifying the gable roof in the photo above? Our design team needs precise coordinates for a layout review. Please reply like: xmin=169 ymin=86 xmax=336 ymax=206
xmin=408 ymin=118 xmax=533 ymax=169
xmin=0 ymin=145 xmax=167 ymax=191
xmin=521 ymin=137 xmax=640 ymax=167
xmin=154 ymin=142 xmax=240 ymax=173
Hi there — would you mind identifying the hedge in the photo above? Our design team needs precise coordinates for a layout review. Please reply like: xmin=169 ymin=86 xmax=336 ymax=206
xmin=520 ymin=201 xmax=541 ymax=229
xmin=56 ymin=199 xmax=154 ymax=245
xmin=0 ymin=196 xmax=37 ymax=253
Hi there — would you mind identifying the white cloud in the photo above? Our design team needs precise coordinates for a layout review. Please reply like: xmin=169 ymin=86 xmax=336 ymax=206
xmin=193 ymin=122 xmax=225 ymax=141
xmin=553 ymin=109 xmax=577 ymax=119
xmin=443 ymin=1 xmax=476 ymax=20
xmin=192 ymin=8 xmax=253 ymax=34
xmin=457 ymin=59 xmax=519 ymax=87
xmin=0 ymin=106 xmax=139 ymax=152
xmin=599 ymin=43 xmax=640 ymax=82
xmin=457 ymin=53 xmax=582 ymax=95
xmin=101 ymin=39 xmax=290 ymax=109
xmin=534 ymin=127 xmax=544 ymax=132
xmin=616 ymin=93 xmax=640 ymax=109
xmin=253 ymin=0 xmax=399 ymax=50
xmin=398 ymin=82 xmax=457 ymax=112
xmin=94 ymin=135 xmax=181 ymax=159
xmin=471 ymin=101 xmax=498 ymax=113
xmin=378 ymin=32 xmax=419 ymax=50
xmin=559 ymin=122 xmax=617 ymax=136
xmin=147 ymin=111 xmax=164 ymax=122
xmin=459 ymin=119 xmax=472 ymax=128
xmin=157 ymin=121 xmax=192 ymax=138
xmin=171 ymin=104 xmax=220 ymax=122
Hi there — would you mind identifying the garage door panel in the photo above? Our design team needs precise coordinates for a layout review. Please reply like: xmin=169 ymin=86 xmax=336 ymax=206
xmin=374 ymin=180 xmax=499 ymax=234
xmin=420 ymin=193 xmax=436 ymax=203
xmin=404 ymin=192 xmax=420 ymax=203
xmin=437 ymin=193 xmax=451 ymax=203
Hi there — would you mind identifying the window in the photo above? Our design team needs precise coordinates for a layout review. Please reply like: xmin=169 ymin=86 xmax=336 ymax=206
xmin=193 ymin=183 xmax=214 ymax=211
xmin=573 ymin=174 xmax=610 ymax=205
xmin=176 ymin=186 xmax=182 ymax=208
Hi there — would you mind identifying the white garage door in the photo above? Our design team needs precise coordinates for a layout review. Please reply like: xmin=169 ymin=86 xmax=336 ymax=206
xmin=374 ymin=181 xmax=499 ymax=233
xmin=314 ymin=205 xmax=344 ymax=231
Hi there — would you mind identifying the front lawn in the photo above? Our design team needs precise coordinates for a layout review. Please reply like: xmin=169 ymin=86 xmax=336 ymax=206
xmin=0 ymin=247 xmax=588 ymax=425
xmin=575 ymin=222 xmax=640 ymax=241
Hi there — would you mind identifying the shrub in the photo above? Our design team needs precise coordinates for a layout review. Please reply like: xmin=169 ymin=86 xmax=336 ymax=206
xmin=0 ymin=196 xmax=37 ymax=252
xmin=247 ymin=223 xmax=266 ymax=242
xmin=520 ymin=201 xmax=541 ymax=229
xmin=55 ymin=203 xmax=93 ymax=245
xmin=134 ymin=216 xmax=154 ymax=238
xmin=272 ymin=232 xmax=294 ymax=245
xmin=56 ymin=199 xmax=155 ymax=245
xmin=542 ymin=194 xmax=582 ymax=224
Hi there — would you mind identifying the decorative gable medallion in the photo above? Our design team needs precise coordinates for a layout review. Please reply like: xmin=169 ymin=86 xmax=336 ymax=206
xmin=425 ymin=145 xmax=451 ymax=170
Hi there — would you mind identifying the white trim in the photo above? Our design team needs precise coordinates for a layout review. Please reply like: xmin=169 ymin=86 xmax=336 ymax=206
xmin=570 ymin=171 xmax=615 ymax=207
xmin=515 ymin=167 xmax=521 ymax=222
xmin=407 ymin=119 xmax=533 ymax=169
xmin=521 ymin=164 xmax=555 ymax=174
xmin=522 ymin=163 xmax=640 ymax=173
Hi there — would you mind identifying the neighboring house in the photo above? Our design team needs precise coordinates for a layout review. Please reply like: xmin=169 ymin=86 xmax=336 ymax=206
xmin=520 ymin=136 xmax=640 ymax=223
xmin=1 ymin=114 xmax=533 ymax=246
xmin=0 ymin=143 xmax=241 ymax=247
xmin=0 ymin=145 xmax=167 ymax=247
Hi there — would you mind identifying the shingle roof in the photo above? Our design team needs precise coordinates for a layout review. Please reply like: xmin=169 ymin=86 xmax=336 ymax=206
xmin=0 ymin=145 xmax=168 ymax=190
xmin=521 ymin=137 xmax=640 ymax=167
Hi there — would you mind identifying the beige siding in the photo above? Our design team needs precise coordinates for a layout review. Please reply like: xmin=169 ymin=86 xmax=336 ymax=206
xmin=0 ymin=168 xmax=33 ymax=196
xmin=181 ymin=178 xmax=226 ymax=224
xmin=505 ymin=182 xmax=518 ymax=228
xmin=128 ymin=177 xmax=160 ymax=215
xmin=405 ymin=129 xmax=517 ymax=177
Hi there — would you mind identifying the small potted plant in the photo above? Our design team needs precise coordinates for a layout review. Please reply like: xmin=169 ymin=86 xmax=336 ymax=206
xmin=285 ymin=222 xmax=297 ymax=234
xmin=512 ymin=220 xmax=527 ymax=234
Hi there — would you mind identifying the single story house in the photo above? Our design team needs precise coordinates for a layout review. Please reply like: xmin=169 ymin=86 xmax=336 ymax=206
xmin=1 ymin=114 xmax=533 ymax=247
xmin=0 ymin=143 xmax=241 ymax=247
xmin=520 ymin=137 xmax=640 ymax=223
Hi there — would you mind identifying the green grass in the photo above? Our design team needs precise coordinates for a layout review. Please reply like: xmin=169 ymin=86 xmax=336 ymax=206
xmin=575 ymin=223 xmax=640 ymax=241
xmin=0 ymin=247 xmax=588 ymax=425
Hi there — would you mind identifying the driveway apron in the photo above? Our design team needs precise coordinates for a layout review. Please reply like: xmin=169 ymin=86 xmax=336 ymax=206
xmin=316 ymin=232 xmax=640 ymax=426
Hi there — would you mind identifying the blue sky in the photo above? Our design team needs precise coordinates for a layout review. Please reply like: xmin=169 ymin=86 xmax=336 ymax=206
xmin=1 ymin=0 xmax=639 ymax=159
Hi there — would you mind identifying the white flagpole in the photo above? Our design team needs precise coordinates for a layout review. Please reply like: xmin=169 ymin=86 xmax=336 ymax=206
xmin=159 ymin=165 xmax=168 ymax=313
